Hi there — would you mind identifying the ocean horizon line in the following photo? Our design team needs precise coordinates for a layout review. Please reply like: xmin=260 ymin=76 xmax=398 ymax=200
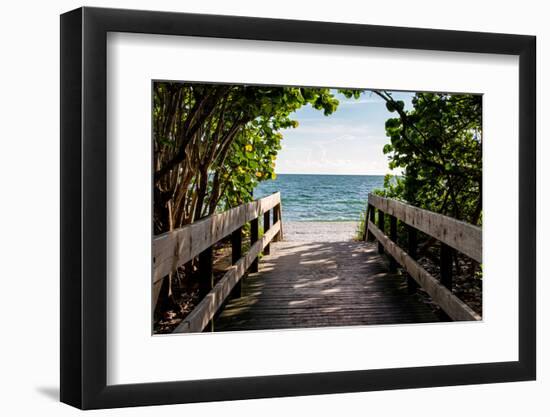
xmin=274 ymin=172 xmax=387 ymax=176
xmin=284 ymin=219 xmax=360 ymax=223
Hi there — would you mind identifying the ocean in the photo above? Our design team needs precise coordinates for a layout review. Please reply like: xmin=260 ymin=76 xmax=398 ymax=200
xmin=253 ymin=174 xmax=385 ymax=222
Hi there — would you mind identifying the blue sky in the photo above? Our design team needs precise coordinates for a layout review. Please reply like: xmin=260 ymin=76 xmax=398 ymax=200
xmin=276 ymin=90 xmax=414 ymax=175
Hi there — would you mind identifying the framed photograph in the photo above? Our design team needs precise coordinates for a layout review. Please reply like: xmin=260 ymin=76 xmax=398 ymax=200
xmin=60 ymin=6 xmax=536 ymax=409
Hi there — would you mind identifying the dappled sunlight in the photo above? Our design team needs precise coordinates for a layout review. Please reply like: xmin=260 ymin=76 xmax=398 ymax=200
xmin=321 ymin=288 xmax=341 ymax=294
xmin=289 ymin=298 xmax=319 ymax=306
xmin=315 ymin=276 xmax=339 ymax=285
xmin=293 ymin=282 xmax=312 ymax=289
xmin=214 ymin=237 xmax=446 ymax=331
xmin=299 ymin=259 xmax=337 ymax=265
xmin=292 ymin=276 xmax=338 ymax=289
xmin=320 ymin=307 xmax=342 ymax=313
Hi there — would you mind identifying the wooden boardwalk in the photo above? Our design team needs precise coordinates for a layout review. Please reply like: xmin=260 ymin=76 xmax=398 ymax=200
xmin=215 ymin=239 xmax=444 ymax=331
xmin=156 ymin=192 xmax=480 ymax=335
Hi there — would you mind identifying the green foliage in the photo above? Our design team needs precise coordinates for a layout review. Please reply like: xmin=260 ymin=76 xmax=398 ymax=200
xmin=153 ymin=83 xmax=358 ymax=233
xmin=220 ymin=127 xmax=281 ymax=209
xmin=376 ymin=92 xmax=482 ymax=225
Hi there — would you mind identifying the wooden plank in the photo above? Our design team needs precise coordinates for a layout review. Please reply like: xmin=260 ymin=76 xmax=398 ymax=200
xmin=368 ymin=194 xmax=482 ymax=263
xmin=198 ymin=246 xmax=213 ymax=299
xmin=389 ymin=215 xmax=398 ymax=272
xmin=153 ymin=192 xmax=280 ymax=283
xmin=215 ymin=238 xmax=445 ymax=331
xmin=152 ymin=280 xmax=163 ymax=310
xmin=263 ymin=210 xmax=271 ymax=255
xmin=362 ymin=205 xmax=369 ymax=241
xmin=278 ymin=204 xmax=284 ymax=241
xmin=173 ymin=221 xmax=281 ymax=333
xmin=377 ymin=209 xmax=385 ymax=254
xmin=230 ymin=227 xmax=243 ymax=298
xmin=368 ymin=220 xmax=481 ymax=321
xmin=440 ymin=243 xmax=453 ymax=290
xmin=366 ymin=204 xmax=375 ymax=241
xmin=407 ymin=226 xmax=419 ymax=293
xmin=198 ymin=247 xmax=214 ymax=332
xmin=272 ymin=203 xmax=283 ymax=242
xmin=250 ymin=218 xmax=259 ymax=273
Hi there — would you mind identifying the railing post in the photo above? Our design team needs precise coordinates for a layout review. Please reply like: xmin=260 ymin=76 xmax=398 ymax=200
xmin=279 ymin=203 xmax=284 ymax=241
xmin=263 ymin=209 xmax=271 ymax=255
xmin=230 ymin=227 xmax=243 ymax=298
xmin=377 ymin=209 xmax=385 ymax=254
xmin=367 ymin=204 xmax=376 ymax=241
xmin=407 ymin=226 xmax=418 ymax=294
xmin=250 ymin=217 xmax=259 ymax=273
xmin=198 ymin=246 xmax=214 ymax=331
xmin=440 ymin=243 xmax=453 ymax=290
xmin=389 ymin=215 xmax=398 ymax=272
xmin=273 ymin=203 xmax=281 ymax=242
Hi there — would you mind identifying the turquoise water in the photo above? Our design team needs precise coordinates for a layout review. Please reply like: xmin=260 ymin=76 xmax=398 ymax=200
xmin=253 ymin=174 xmax=385 ymax=222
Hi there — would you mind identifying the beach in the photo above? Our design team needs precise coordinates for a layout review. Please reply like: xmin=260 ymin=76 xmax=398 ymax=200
xmin=283 ymin=221 xmax=359 ymax=242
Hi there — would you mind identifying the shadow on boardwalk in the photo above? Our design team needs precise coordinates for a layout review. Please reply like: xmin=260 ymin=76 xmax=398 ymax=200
xmin=215 ymin=238 xmax=446 ymax=332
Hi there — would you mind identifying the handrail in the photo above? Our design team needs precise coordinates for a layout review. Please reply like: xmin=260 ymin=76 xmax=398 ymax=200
xmin=174 ymin=222 xmax=281 ymax=333
xmin=368 ymin=194 xmax=482 ymax=262
xmin=365 ymin=193 xmax=481 ymax=321
xmin=153 ymin=192 xmax=281 ymax=283
xmin=153 ymin=192 xmax=283 ymax=331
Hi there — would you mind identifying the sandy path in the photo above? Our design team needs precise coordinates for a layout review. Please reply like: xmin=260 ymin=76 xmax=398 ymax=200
xmin=282 ymin=221 xmax=359 ymax=242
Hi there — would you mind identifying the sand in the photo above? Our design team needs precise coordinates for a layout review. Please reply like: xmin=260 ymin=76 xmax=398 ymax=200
xmin=282 ymin=221 xmax=359 ymax=242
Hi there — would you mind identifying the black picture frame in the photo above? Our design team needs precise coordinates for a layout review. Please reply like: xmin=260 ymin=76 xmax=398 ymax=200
xmin=60 ymin=6 xmax=536 ymax=410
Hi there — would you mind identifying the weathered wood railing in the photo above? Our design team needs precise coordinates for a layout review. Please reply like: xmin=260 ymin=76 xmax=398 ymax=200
xmin=153 ymin=192 xmax=283 ymax=333
xmin=364 ymin=193 xmax=482 ymax=321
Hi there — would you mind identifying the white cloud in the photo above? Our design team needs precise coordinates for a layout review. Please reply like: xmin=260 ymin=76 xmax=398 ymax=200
xmin=272 ymin=89 xmax=411 ymax=175
xmin=275 ymin=137 xmax=393 ymax=175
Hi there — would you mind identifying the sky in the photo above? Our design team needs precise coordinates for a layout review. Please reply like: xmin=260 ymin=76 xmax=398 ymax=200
xmin=275 ymin=90 xmax=414 ymax=175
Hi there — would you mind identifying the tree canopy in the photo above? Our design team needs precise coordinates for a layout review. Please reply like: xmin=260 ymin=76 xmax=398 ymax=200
xmin=153 ymin=85 xmax=481 ymax=234
xmin=374 ymin=91 xmax=482 ymax=225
